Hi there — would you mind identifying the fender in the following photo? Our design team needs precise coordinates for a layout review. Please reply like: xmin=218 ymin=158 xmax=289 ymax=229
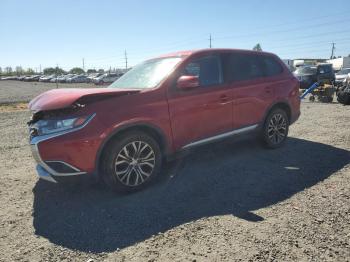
xmin=93 ymin=119 xmax=172 ymax=177
xmin=259 ymin=100 xmax=292 ymax=129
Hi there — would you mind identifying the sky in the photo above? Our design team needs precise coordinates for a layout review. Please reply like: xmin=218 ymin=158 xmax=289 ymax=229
xmin=1 ymin=0 xmax=350 ymax=71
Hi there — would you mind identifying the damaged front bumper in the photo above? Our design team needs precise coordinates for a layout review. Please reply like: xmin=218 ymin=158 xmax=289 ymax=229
xmin=30 ymin=136 xmax=87 ymax=183
xmin=29 ymin=115 xmax=96 ymax=183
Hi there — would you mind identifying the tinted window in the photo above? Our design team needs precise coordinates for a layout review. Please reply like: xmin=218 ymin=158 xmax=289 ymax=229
xmin=317 ymin=65 xmax=332 ymax=74
xmin=294 ymin=66 xmax=317 ymax=75
xmin=184 ymin=55 xmax=223 ymax=87
xmin=260 ymin=56 xmax=283 ymax=76
xmin=223 ymin=53 xmax=264 ymax=82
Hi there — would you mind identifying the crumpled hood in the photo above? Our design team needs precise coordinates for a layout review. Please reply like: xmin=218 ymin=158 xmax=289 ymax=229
xmin=29 ymin=88 xmax=140 ymax=112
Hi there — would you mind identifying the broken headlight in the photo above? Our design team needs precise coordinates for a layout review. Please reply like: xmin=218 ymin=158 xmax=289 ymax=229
xmin=33 ymin=114 xmax=94 ymax=136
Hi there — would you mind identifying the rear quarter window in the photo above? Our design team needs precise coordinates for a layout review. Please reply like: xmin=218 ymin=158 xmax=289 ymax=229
xmin=223 ymin=53 xmax=264 ymax=82
xmin=260 ymin=56 xmax=284 ymax=77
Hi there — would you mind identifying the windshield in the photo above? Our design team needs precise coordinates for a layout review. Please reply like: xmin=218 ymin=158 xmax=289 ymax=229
xmin=109 ymin=57 xmax=182 ymax=89
xmin=337 ymin=68 xmax=350 ymax=75
xmin=294 ymin=66 xmax=317 ymax=75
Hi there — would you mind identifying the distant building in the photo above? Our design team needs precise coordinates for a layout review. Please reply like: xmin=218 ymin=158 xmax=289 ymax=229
xmin=326 ymin=57 xmax=350 ymax=71
xmin=293 ymin=58 xmax=327 ymax=67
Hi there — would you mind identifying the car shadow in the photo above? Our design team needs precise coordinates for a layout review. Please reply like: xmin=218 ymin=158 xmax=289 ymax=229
xmin=32 ymin=137 xmax=350 ymax=253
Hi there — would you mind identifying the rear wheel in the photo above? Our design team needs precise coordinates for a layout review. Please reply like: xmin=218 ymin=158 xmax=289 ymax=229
xmin=261 ymin=108 xmax=289 ymax=149
xmin=101 ymin=131 xmax=162 ymax=193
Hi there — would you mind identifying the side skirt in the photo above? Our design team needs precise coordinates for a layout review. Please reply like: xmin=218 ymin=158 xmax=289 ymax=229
xmin=182 ymin=124 xmax=259 ymax=150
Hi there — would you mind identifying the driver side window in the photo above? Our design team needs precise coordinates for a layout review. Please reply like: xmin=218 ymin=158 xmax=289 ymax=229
xmin=183 ymin=55 xmax=223 ymax=87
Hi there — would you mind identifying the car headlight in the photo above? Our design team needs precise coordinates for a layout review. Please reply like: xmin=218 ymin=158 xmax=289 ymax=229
xmin=34 ymin=114 xmax=94 ymax=136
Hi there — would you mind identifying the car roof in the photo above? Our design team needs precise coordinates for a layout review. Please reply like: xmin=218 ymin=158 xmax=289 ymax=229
xmin=156 ymin=48 xmax=276 ymax=59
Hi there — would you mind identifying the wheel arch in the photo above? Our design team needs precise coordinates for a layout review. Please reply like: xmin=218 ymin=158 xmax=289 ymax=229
xmin=264 ymin=101 xmax=292 ymax=124
xmin=95 ymin=122 xmax=170 ymax=176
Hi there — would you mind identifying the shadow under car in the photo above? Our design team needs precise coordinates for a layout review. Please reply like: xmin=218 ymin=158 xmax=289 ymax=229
xmin=32 ymin=137 xmax=350 ymax=253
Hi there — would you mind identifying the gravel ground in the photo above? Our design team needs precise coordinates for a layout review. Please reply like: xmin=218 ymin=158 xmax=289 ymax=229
xmin=0 ymin=98 xmax=349 ymax=261
xmin=0 ymin=80 xmax=96 ymax=103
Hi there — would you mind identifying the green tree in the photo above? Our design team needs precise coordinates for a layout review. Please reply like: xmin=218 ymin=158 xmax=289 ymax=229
xmin=253 ymin=43 xmax=262 ymax=51
xmin=15 ymin=66 xmax=23 ymax=75
xmin=69 ymin=67 xmax=85 ymax=74
xmin=98 ymin=69 xmax=105 ymax=73
xmin=43 ymin=67 xmax=65 ymax=75
xmin=25 ymin=68 xmax=35 ymax=75
xmin=0 ymin=67 xmax=2 ymax=76
xmin=5 ymin=67 xmax=13 ymax=75
xmin=87 ymin=69 xmax=97 ymax=74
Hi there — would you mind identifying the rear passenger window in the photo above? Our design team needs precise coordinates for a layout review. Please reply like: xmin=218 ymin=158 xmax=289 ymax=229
xmin=223 ymin=53 xmax=264 ymax=82
xmin=184 ymin=55 xmax=223 ymax=87
xmin=260 ymin=56 xmax=283 ymax=76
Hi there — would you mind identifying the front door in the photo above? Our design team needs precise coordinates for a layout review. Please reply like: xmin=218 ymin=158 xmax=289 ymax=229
xmin=167 ymin=54 xmax=233 ymax=150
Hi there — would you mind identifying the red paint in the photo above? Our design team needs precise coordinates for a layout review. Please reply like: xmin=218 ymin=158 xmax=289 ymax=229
xmin=29 ymin=88 xmax=140 ymax=111
xmin=30 ymin=49 xmax=300 ymax=175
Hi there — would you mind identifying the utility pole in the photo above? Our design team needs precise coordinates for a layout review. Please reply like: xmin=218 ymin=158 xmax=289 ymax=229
xmin=209 ymin=34 xmax=212 ymax=48
xmin=56 ymin=63 xmax=59 ymax=89
xmin=82 ymin=58 xmax=85 ymax=71
xmin=330 ymin=43 xmax=335 ymax=59
xmin=39 ymin=64 xmax=42 ymax=74
xmin=124 ymin=50 xmax=128 ymax=70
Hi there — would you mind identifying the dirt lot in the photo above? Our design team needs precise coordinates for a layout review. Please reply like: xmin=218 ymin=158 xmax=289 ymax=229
xmin=0 ymin=80 xmax=96 ymax=103
xmin=0 ymin=81 xmax=349 ymax=261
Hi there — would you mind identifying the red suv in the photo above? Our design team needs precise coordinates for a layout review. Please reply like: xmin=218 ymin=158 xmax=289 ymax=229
xmin=28 ymin=49 xmax=300 ymax=192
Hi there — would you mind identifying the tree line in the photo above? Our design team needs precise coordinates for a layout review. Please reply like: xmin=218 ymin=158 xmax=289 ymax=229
xmin=0 ymin=66 xmax=106 ymax=76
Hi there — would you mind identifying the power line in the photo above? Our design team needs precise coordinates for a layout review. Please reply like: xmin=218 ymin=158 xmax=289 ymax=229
xmin=215 ymin=18 xmax=350 ymax=41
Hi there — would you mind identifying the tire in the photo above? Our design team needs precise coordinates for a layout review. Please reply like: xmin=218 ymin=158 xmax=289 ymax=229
xmin=101 ymin=131 xmax=162 ymax=193
xmin=261 ymin=108 xmax=289 ymax=149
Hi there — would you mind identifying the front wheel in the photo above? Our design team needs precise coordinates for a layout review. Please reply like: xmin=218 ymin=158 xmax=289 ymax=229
xmin=101 ymin=131 xmax=162 ymax=193
xmin=261 ymin=109 xmax=289 ymax=149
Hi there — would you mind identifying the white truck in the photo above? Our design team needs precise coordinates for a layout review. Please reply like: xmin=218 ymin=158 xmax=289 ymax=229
xmin=327 ymin=57 xmax=350 ymax=71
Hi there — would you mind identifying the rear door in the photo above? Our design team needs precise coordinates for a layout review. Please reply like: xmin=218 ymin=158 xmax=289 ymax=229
xmin=222 ymin=52 xmax=279 ymax=129
xmin=167 ymin=54 xmax=233 ymax=149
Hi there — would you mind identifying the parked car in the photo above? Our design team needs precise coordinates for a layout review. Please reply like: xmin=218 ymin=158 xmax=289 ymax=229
xmin=49 ymin=76 xmax=59 ymax=83
xmin=87 ymin=73 xmax=103 ymax=82
xmin=28 ymin=48 xmax=300 ymax=192
xmin=39 ymin=75 xmax=55 ymax=82
xmin=93 ymin=73 xmax=120 ymax=85
xmin=23 ymin=75 xmax=41 ymax=82
xmin=293 ymin=64 xmax=335 ymax=89
xmin=335 ymin=68 xmax=350 ymax=86
xmin=67 ymin=75 xmax=89 ymax=83
xmin=57 ymin=74 xmax=75 ymax=83
xmin=1 ymin=76 xmax=18 ymax=80
xmin=17 ymin=76 xmax=27 ymax=81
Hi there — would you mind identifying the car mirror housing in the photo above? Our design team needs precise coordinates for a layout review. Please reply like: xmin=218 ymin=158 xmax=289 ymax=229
xmin=176 ymin=75 xmax=199 ymax=90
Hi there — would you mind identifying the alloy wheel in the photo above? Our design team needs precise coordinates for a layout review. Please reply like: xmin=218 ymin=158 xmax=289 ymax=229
xmin=267 ymin=113 xmax=287 ymax=145
xmin=114 ymin=141 xmax=155 ymax=187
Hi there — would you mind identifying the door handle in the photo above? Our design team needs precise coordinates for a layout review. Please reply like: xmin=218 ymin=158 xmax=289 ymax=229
xmin=264 ymin=86 xmax=272 ymax=94
xmin=219 ymin=94 xmax=229 ymax=103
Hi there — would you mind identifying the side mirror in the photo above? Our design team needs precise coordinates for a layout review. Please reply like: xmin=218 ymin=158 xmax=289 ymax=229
xmin=176 ymin=75 xmax=199 ymax=90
